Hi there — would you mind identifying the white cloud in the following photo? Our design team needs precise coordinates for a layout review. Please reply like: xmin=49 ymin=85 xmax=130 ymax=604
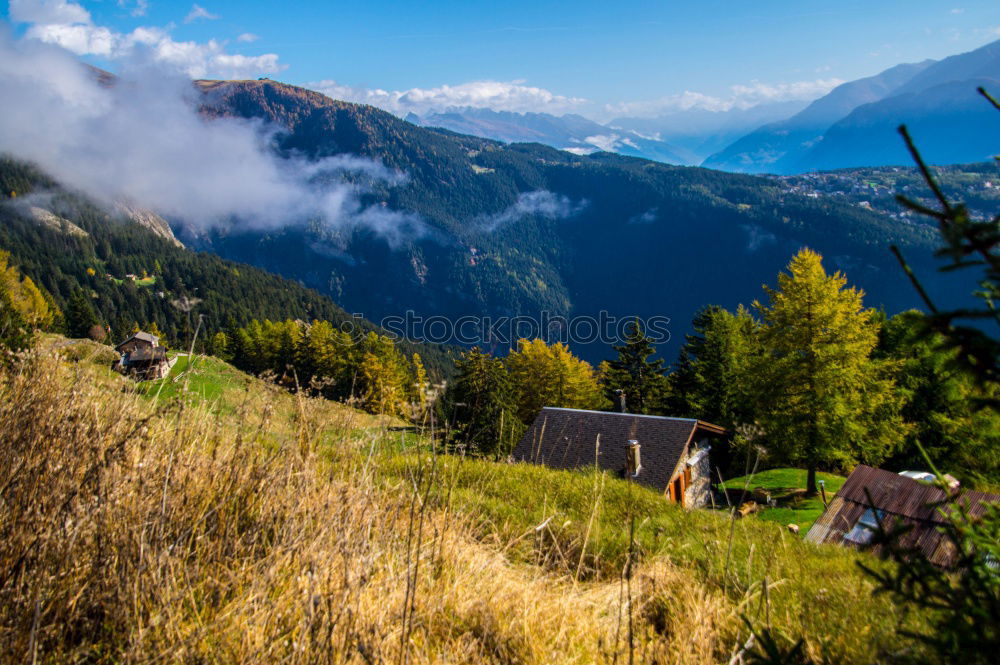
xmin=951 ymin=8 xmax=965 ymax=15
xmin=0 ymin=28 xmax=423 ymax=243
xmin=308 ymin=79 xmax=588 ymax=116
xmin=742 ymin=224 xmax=776 ymax=252
xmin=11 ymin=0 xmax=285 ymax=79
xmin=475 ymin=190 xmax=586 ymax=232
xmin=605 ymin=77 xmax=844 ymax=118
xmin=729 ymin=78 xmax=844 ymax=104
xmin=9 ymin=0 xmax=90 ymax=24
xmin=628 ymin=208 xmax=658 ymax=225
xmin=184 ymin=4 xmax=219 ymax=24
xmin=236 ymin=32 xmax=259 ymax=43
xmin=570 ymin=133 xmax=639 ymax=154
xmin=118 ymin=0 xmax=149 ymax=17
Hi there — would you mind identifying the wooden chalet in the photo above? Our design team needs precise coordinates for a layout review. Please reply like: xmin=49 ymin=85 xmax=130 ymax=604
xmin=113 ymin=331 xmax=173 ymax=380
xmin=511 ymin=407 xmax=726 ymax=507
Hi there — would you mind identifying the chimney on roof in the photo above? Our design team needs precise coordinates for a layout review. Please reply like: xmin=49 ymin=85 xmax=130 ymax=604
xmin=626 ymin=439 xmax=641 ymax=477
xmin=614 ymin=389 xmax=627 ymax=413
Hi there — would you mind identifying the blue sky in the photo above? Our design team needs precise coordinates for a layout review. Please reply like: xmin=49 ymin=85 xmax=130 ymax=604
xmin=6 ymin=0 xmax=1000 ymax=119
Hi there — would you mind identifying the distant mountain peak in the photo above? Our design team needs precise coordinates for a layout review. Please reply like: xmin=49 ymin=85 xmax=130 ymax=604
xmin=703 ymin=37 xmax=1000 ymax=174
xmin=407 ymin=106 xmax=694 ymax=164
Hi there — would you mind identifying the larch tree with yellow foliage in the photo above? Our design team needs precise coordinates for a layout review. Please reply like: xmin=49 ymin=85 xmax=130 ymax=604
xmin=753 ymin=249 xmax=905 ymax=495
xmin=0 ymin=251 xmax=59 ymax=350
xmin=356 ymin=332 xmax=412 ymax=417
xmin=506 ymin=338 xmax=607 ymax=425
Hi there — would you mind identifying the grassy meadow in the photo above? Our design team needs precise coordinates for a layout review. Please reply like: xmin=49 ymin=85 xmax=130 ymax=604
xmin=0 ymin=336 xmax=931 ymax=664
xmin=721 ymin=469 xmax=849 ymax=531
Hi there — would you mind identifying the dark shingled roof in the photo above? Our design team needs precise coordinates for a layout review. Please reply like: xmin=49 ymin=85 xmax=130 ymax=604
xmin=805 ymin=465 xmax=1000 ymax=566
xmin=511 ymin=407 xmax=725 ymax=493
xmin=115 ymin=331 xmax=159 ymax=351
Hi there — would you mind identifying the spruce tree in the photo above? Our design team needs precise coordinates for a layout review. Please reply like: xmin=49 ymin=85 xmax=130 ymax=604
xmin=754 ymin=248 xmax=904 ymax=494
xmin=877 ymin=310 xmax=1000 ymax=487
xmin=601 ymin=318 xmax=668 ymax=414
xmin=448 ymin=348 xmax=519 ymax=458
xmin=65 ymin=289 xmax=99 ymax=339
xmin=667 ymin=305 xmax=761 ymax=428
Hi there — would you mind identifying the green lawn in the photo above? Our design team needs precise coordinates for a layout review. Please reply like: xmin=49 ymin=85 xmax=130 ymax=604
xmin=721 ymin=468 xmax=847 ymax=532
xmin=106 ymin=275 xmax=156 ymax=286
xmin=136 ymin=354 xmax=249 ymax=406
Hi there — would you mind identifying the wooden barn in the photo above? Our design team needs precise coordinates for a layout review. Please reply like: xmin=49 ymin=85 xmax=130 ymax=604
xmin=511 ymin=406 xmax=726 ymax=507
xmin=805 ymin=465 xmax=1000 ymax=566
xmin=113 ymin=331 xmax=173 ymax=380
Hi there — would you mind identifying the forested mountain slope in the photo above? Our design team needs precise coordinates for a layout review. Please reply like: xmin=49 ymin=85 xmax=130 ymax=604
xmin=187 ymin=79 xmax=960 ymax=361
xmin=0 ymin=156 xmax=455 ymax=376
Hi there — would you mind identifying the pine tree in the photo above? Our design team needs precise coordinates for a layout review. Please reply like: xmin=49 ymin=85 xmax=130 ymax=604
xmin=0 ymin=289 xmax=30 ymax=352
xmin=65 ymin=289 xmax=99 ymax=339
xmin=356 ymin=332 xmax=411 ymax=417
xmin=600 ymin=318 xmax=668 ymax=414
xmin=147 ymin=321 xmax=166 ymax=347
xmin=298 ymin=320 xmax=355 ymax=398
xmin=411 ymin=353 xmax=430 ymax=417
xmin=448 ymin=348 xmax=520 ymax=458
xmin=754 ymin=248 xmax=905 ymax=494
xmin=667 ymin=305 xmax=761 ymax=428
xmin=0 ymin=252 xmax=57 ymax=331
xmin=877 ymin=310 xmax=1000 ymax=488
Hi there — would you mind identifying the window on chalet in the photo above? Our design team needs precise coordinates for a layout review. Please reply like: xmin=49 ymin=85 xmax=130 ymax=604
xmin=844 ymin=508 xmax=884 ymax=546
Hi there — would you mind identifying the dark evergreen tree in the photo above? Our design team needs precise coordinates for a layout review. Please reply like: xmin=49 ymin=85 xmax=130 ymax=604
xmin=666 ymin=305 xmax=761 ymax=429
xmin=65 ymin=289 xmax=99 ymax=339
xmin=599 ymin=319 xmax=668 ymax=414
xmin=876 ymin=310 xmax=1000 ymax=487
xmin=447 ymin=348 xmax=520 ymax=459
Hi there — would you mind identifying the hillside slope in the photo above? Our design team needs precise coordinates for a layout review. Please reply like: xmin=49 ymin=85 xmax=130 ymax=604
xmin=0 ymin=336 xmax=933 ymax=663
xmin=187 ymin=79 xmax=957 ymax=361
xmin=795 ymin=78 xmax=1000 ymax=171
xmin=0 ymin=156 xmax=456 ymax=376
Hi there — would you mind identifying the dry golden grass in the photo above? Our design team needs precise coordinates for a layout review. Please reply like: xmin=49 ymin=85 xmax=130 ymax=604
xmin=0 ymin=343 xmax=916 ymax=663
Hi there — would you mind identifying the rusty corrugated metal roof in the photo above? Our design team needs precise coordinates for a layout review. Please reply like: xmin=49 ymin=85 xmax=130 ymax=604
xmin=806 ymin=465 xmax=1000 ymax=566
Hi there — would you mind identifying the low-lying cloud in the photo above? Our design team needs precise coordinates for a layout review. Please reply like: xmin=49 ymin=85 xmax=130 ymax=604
xmin=475 ymin=190 xmax=587 ymax=232
xmin=563 ymin=133 xmax=641 ymax=155
xmin=0 ymin=24 xmax=423 ymax=245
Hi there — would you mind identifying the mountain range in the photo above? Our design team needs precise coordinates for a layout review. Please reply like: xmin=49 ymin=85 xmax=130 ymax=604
xmin=609 ymin=100 xmax=810 ymax=164
xmin=181 ymin=78 xmax=969 ymax=362
xmin=406 ymin=108 xmax=695 ymax=164
xmin=703 ymin=38 xmax=1000 ymax=173
xmin=391 ymin=38 xmax=999 ymax=176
